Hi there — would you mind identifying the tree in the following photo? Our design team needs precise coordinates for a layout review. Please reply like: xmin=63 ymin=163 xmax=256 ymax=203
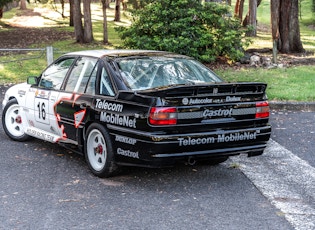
xmin=114 ymin=0 xmax=120 ymax=22
xmin=72 ymin=0 xmax=94 ymax=43
xmin=73 ymin=0 xmax=84 ymax=42
xmin=0 ymin=0 xmax=14 ymax=19
xmin=246 ymin=0 xmax=257 ymax=37
xmin=83 ymin=0 xmax=93 ymax=43
xmin=117 ymin=0 xmax=249 ymax=62
xmin=20 ymin=0 xmax=27 ymax=10
xmin=271 ymin=0 xmax=304 ymax=53
xmin=101 ymin=0 xmax=109 ymax=44
xmin=69 ymin=0 xmax=74 ymax=26
xmin=234 ymin=0 xmax=245 ymax=21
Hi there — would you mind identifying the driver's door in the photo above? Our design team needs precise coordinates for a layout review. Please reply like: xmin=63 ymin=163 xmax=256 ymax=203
xmin=25 ymin=57 xmax=76 ymax=141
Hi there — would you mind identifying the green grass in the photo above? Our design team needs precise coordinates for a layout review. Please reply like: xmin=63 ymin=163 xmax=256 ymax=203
xmin=216 ymin=66 xmax=315 ymax=101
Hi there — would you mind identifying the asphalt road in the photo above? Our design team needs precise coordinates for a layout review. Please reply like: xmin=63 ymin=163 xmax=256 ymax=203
xmin=270 ymin=110 xmax=315 ymax=168
xmin=1 ymin=84 xmax=313 ymax=229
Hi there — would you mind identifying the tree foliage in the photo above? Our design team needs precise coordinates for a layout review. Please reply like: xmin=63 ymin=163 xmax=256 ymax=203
xmin=0 ymin=0 xmax=12 ymax=7
xmin=117 ymin=0 xmax=248 ymax=63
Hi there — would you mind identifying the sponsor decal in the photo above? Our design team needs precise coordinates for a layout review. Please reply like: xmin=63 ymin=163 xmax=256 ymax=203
xmin=182 ymin=97 xmax=213 ymax=105
xmin=35 ymin=90 xmax=50 ymax=99
xmin=117 ymin=148 xmax=139 ymax=159
xmin=115 ymin=135 xmax=137 ymax=145
xmin=18 ymin=90 xmax=26 ymax=96
xmin=74 ymin=109 xmax=86 ymax=128
xmin=178 ymin=131 xmax=259 ymax=146
xmin=203 ymin=108 xmax=233 ymax=118
xmin=26 ymin=128 xmax=55 ymax=142
xmin=95 ymin=99 xmax=123 ymax=112
xmin=178 ymin=136 xmax=215 ymax=146
xmin=182 ymin=96 xmax=241 ymax=105
xmin=100 ymin=112 xmax=136 ymax=128
xmin=217 ymin=131 xmax=257 ymax=143
xmin=226 ymin=96 xmax=241 ymax=102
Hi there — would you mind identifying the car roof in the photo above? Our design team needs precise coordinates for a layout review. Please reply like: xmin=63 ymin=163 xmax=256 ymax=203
xmin=65 ymin=50 xmax=176 ymax=59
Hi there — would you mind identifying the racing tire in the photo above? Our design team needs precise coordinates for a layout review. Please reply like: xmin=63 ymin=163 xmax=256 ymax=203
xmin=2 ymin=98 xmax=31 ymax=142
xmin=85 ymin=123 xmax=118 ymax=178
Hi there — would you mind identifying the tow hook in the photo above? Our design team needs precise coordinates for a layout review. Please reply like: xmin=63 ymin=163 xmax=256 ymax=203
xmin=187 ymin=156 xmax=196 ymax=166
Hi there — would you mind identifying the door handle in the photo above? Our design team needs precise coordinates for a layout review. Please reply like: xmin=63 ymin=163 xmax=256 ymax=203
xmin=80 ymin=103 xmax=87 ymax=109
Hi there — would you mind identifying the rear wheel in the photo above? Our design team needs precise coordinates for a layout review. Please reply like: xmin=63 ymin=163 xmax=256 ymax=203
xmin=2 ymin=99 xmax=30 ymax=141
xmin=85 ymin=123 xmax=118 ymax=177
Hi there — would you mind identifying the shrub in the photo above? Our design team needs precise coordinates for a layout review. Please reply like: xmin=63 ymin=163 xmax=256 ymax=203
xmin=117 ymin=0 xmax=250 ymax=63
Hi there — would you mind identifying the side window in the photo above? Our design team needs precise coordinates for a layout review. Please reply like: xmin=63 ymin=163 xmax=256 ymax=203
xmin=100 ymin=67 xmax=115 ymax=96
xmin=85 ymin=63 xmax=98 ymax=95
xmin=65 ymin=57 xmax=98 ymax=93
xmin=39 ymin=58 xmax=75 ymax=89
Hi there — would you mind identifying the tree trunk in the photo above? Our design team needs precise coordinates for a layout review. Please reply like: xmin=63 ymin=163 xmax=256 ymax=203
xmin=242 ymin=0 xmax=262 ymax=27
xmin=271 ymin=0 xmax=280 ymax=62
xmin=60 ymin=0 xmax=65 ymax=18
xmin=0 ymin=8 xmax=3 ymax=19
xmin=114 ymin=0 xmax=120 ymax=22
xmin=101 ymin=0 xmax=109 ymax=44
xmin=20 ymin=0 xmax=27 ymax=10
xmin=246 ymin=0 xmax=257 ymax=37
xmin=122 ymin=0 xmax=127 ymax=10
xmin=234 ymin=0 xmax=245 ymax=21
xmin=83 ymin=0 xmax=94 ymax=43
xmin=278 ymin=0 xmax=304 ymax=53
xmin=69 ymin=0 xmax=74 ymax=26
xmin=73 ymin=0 xmax=84 ymax=43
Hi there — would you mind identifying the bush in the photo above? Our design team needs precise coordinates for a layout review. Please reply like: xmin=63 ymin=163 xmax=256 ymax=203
xmin=117 ymin=0 xmax=250 ymax=63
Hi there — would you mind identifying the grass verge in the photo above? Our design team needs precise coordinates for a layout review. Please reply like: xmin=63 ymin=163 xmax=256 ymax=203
xmin=216 ymin=66 xmax=315 ymax=101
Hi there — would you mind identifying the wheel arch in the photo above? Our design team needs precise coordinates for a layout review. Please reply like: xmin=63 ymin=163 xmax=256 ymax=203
xmin=80 ymin=121 xmax=112 ymax=150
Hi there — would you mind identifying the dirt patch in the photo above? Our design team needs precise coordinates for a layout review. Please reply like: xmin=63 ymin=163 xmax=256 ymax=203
xmin=0 ymin=27 xmax=74 ymax=49
xmin=0 ymin=8 xmax=74 ymax=50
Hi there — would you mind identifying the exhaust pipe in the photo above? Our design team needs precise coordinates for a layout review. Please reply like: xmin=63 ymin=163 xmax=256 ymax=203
xmin=187 ymin=156 xmax=196 ymax=166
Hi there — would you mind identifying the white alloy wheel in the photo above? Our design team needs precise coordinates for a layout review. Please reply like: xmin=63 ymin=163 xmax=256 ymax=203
xmin=2 ymin=99 xmax=30 ymax=141
xmin=85 ymin=123 xmax=117 ymax=177
xmin=86 ymin=129 xmax=107 ymax=171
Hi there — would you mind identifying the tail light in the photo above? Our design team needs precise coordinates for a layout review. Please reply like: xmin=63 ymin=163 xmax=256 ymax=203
xmin=149 ymin=107 xmax=177 ymax=125
xmin=255 ymin=101 xmax=269 ymax=118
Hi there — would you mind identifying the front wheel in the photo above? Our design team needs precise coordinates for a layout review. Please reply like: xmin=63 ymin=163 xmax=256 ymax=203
xmin=85 ymin=123 xmax=118 ymax=177
xmin=2 ymin=99 xmax=30 ymax=141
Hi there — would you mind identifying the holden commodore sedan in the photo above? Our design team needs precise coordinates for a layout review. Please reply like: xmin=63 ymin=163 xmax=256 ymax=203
xmin=2 ymin=50 xmax=271 ymax=177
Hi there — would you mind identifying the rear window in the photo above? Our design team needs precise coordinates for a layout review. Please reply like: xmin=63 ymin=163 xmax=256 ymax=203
xmin=115 ymin=56 xmax=222 ymax=90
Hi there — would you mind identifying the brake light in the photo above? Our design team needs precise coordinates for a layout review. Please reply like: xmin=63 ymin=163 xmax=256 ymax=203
xmin=256 ymin=101 xmax=269 ymax=118
xmin=149 ymin=107 xmax=177 ymax=125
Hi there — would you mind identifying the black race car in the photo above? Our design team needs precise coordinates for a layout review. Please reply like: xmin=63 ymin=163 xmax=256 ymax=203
xmin=2 ymin=50 xmax=271 ymax=177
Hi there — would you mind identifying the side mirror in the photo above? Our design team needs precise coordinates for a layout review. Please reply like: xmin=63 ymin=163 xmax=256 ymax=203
xmin=27 ymin=76 xmax=38 ymax=85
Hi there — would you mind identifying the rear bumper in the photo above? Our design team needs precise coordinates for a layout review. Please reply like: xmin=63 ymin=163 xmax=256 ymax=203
xmin=108 ymin=124 xmax=271 ymax=167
